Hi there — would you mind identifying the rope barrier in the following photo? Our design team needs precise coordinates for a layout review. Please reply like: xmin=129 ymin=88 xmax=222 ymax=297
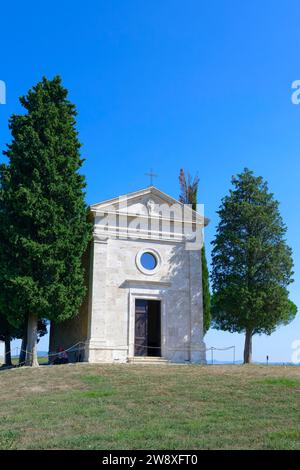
xmin=1 ymin=341 xmax=237 ymax=365
xmin=1 ymin=347 xmax=21 ymax=357
xmin=206 ymin=345 xmax=236 ymax=364
xmin=1 ymin=342 xmax=236 ymax=356
xmin=0 ymin=342 xmax=85 ymax=362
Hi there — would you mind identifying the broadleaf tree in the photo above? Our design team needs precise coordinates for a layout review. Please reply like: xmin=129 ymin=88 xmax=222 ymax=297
xmin=0 ymin=76 xmax=92 ymax=366
xmin=211 ymin=169 xmax=297 ymax=363
xmin=179 ymin=168 xmax=211 ymax=334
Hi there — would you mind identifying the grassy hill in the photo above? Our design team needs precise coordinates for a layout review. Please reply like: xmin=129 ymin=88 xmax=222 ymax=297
xmin=1 ymin=363 xmax=300 ymax=450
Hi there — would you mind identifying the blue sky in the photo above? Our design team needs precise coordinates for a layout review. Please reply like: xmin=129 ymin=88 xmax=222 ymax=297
xmin=1 ymin=1 xmax=299 ymax=362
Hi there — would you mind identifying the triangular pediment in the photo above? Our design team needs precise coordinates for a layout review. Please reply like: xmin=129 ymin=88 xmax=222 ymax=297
xmin=90 ymin=186 xmax=209 ymax=226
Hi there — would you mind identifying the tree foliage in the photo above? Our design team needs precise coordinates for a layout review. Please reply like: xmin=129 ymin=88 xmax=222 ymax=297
xmin=179 ymin=168 xmax=199 ymax=209
xmin=211 ymin=169 xmax=297 ymax=362
xmin=178 ymin=168 xmax=211 ymax=334
xmin=0 ymin=76 xmax=92 ymax=365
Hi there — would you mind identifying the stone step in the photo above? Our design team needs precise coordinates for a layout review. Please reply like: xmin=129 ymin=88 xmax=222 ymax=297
xmin=128 ymin=356 xmax=169 ymax=365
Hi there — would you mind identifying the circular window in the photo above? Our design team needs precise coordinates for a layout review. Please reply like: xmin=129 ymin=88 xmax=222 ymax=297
xmin=140 ymin=252 xmax=157 ymax=270
xmin=136 ymin=249 xmax=161 ymax=275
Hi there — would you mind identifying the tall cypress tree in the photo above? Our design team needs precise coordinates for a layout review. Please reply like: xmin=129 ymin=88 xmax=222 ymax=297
xmin=0 ymin=76 xmax=92 ymax=366
xmin=211 ymin=169 xmax=296 ymax=363
xmin=179 ymin=169 xmax=211 ymax=334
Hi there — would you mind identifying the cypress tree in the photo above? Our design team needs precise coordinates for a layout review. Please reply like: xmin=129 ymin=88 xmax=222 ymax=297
xmin=0 ymin=76 xmax=92 ymax=366
xmin=211 ymin=169 xmax=297 ymax=363
xmin=179 ymin=168 xmax=211 ymax=334
xmin=0 ymin=315 xmax=18 ymax=367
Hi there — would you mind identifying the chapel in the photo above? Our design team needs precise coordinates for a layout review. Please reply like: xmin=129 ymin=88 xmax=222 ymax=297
xmin=49 ymin=186 xmax=208 ymax=364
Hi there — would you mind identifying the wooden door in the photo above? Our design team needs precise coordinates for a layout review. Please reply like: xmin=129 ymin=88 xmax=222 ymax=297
xmin=135 ymin=299 xmax=148 ymax=356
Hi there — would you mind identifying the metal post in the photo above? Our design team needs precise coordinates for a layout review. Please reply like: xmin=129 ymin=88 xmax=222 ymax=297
xmin=211 ymin=348 xmax=214 ymax=365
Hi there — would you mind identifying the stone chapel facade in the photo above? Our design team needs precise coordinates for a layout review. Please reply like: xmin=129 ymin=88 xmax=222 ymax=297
xmin=49 ymin=186 xmax=208 ymax=364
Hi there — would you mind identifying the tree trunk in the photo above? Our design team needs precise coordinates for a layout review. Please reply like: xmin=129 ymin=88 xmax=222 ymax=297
xmin=19 ymin=335 xmax=27 ymax=366
xmin=25 ymin=313 xmax=39 ymax=367
xmin=244 ymin=328 xmax=253 ymax=364
xmin=4 ymin=337 xmax=12 ymax=367
xmin=19 ymin=315 xmax=28 ymax=365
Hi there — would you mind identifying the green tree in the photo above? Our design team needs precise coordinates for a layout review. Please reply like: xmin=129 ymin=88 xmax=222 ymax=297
xmin=211 ymin=169 xmax=297 ymax=363
xmin=0 ymin=76 xmax=92 ymax=366
xmin=0 ymin=169 xmax=19 ymax=366
xmin=179 ymin=168 xmax=211 ymax=334
xmin=0 ymin=315 xmax=19 ymax=366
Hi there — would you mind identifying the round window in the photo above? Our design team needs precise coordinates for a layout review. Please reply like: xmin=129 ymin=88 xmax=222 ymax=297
xmin=136 ymin=248 xmax=161 ymax=275
xmin=140 ymin=252 xmax=157 ymax=270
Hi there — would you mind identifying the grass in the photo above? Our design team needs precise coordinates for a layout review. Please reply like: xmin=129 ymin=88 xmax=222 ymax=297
xmin=0 ymin=363 xmax=300 ymax=449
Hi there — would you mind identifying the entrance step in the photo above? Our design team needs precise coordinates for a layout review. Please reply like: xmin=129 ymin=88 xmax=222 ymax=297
xmin=128 ymin=356 xmax=169 ymax=365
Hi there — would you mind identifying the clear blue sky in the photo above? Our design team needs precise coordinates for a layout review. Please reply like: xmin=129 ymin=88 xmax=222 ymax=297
xmin=1 ymin=0 xmax=299 ymax=362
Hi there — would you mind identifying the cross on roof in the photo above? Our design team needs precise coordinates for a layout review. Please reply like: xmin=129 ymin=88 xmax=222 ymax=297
xmin=145 ymin=168 xmax=158 ymax=186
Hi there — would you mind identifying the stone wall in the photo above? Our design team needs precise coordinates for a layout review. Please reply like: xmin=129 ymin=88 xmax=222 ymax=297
xmin=85 ymin=235 xmax=206 ymax=364
xmin=49 ymin=246 xmax=91 ymax=362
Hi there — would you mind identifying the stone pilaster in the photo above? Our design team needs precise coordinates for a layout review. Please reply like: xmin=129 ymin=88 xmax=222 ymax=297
xmin=85 ymin=237 xmax=108 ymax=361
xmin=189 ymin=249 xmax=207 ymax=364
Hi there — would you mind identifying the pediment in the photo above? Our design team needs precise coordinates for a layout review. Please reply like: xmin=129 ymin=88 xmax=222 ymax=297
xmin=90 ymin=186 xmax=208 ymax=226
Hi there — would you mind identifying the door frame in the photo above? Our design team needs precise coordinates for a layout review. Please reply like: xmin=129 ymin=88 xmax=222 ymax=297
xmin=134 ymin=298 xmax=162 ymax=357
xmin=128 ymin=291 xmax=166 ymax=359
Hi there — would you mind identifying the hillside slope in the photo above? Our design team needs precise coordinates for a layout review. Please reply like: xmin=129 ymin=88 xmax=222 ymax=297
xmin=1 ymin=364 xmax=300 ymax=450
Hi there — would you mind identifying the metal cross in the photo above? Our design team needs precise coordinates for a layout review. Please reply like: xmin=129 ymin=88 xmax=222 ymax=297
xmin=145 ymin=168 xmax=158 ymax=186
